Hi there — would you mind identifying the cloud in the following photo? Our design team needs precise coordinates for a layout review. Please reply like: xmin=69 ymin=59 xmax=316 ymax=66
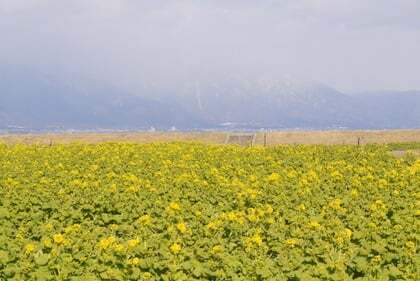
xmin=0 ymin=0 xmax=419 ymax=92
xmin=0 ymin=0 xmax=43 ymax=13
xmin=298 ymin=0 xmax=420 ymax=28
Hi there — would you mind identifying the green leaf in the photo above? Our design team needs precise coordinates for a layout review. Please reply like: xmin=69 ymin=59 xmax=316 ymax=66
xmin=35 ymin=253 xmax=50 ymax=266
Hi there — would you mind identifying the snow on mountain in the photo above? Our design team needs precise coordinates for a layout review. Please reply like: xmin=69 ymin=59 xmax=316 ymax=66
xmin=173 ymin=74 xmax=364 ymax=129
xmin=0 ymin=65 xmax=419 ymax=131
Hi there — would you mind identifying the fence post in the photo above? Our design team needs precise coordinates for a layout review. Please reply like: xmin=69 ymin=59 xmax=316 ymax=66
xmin=264 ymin=132 xmax=267 ymax=147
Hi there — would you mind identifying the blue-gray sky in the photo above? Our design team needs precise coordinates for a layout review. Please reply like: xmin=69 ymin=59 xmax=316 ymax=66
xmin=1 ymin=0 xmax=419 ymax=92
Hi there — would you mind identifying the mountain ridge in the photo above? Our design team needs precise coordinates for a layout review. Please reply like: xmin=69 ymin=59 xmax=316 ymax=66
xmin=1 ymin=65 xmax=419 ymax=131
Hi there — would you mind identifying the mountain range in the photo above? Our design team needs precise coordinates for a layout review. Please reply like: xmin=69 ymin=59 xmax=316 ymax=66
xmin=1 ymin=64 xmax=419 ymax=131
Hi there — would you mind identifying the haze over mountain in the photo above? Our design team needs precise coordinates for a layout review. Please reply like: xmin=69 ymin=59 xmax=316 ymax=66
xmin=1 ymin=65 xmax=419 ymax=131
xmin=1 ymin=1 xmax=419 ymax=132
xmin=0 ymin=64 xmax=208 ymax=131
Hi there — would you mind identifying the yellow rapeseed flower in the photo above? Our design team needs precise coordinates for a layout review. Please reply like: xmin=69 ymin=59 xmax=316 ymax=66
xmin=350 ymin=189 xmax=359 ymax=197
xmin=98 ymin=236 xmax=116 ymax=250
xmin=378 ymin=179 xmax=388 ymax=188
xmin=42 ymin=238 xmax=52 ymax=248
xmin=405 ymin=241 xmax=416 ymax=255
xmin=53 ymin=234 xmax=65 ymax=245
xmin=335 ymin=228 xmax=352 ymax=245
xmin=176 ymin=222 xmax=188 ymax=234
xmin=127 ymin=238 xmax=140 ymax=248
xmin=308 ymin=221 xmax=321 ymax=229
xmin=143 ymin=272 xmax=152 ymax=279
xmin=170 ymin=243 xmax=182 ymax=254
xmin=285 ymin=238 xmax=299 ymax=248
xmin=371 ymin=255 xmax=382 ymax=264
xmin=331 ymin=170 xmax=344 ymax=181
xmin=168 ymin=202 xmax=181 ymax=211
xmin=267 ymin=173 xmax=280 ymax=183
xmin=24 ymin=243 xmax=36 ymax=254
xmin=265 ymin=205 xmax=274 ymax=215
xmin=342 ymin=228 xmax=352 ymax=239
xmin=329 ymin=198 xmax=343 ymax=210
xmin=206 ymin=220 xmax=221 ymax=231
xmin=113 ymin=243 xmax=125 ymax=252
xmin=44 ymin=223 xmax=54 ymax=231
xmin=127 ymin=257 xmax=141 ymax=265
xmin=211 ymin=245 xmax=224 ymax=254
xmin=138 ymin=214 xmax=152 ymax=225
xmin=126 ymin=185 xmax=140 ymax=193
xmin=266 ymin=217 xmax=275 ymax=224
xmin=108 ymin=183 xmax=117 ymax=193
xmin=245 ymin=233 xmax=263 ymax=248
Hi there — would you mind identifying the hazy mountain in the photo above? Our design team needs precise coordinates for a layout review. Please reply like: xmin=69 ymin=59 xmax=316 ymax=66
xmin=0 ymin=64 xmax=207 ymax=130
xmin=0 ymin=65 xmax=419 ymax=131
xmin=353 ymin=91 xmax=420 ymax=129
xmin=175 ymin=75 xmax=366 ymax=129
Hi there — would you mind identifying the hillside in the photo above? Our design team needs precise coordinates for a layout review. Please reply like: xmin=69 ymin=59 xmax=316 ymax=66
xmin=353 ymin=91 xmax=420 ymax=129
xmin=1 ymin=65 xmax=419 ymax=131
xmin=175 ymin=75 xmax=365 ymax=129
xmin=0 ymin=65 xmax=206 ymax=130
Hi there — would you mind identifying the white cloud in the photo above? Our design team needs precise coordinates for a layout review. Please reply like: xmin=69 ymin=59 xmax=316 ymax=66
xmin=0 ymin=0 xmax=47 ymax=13
xmin=0 ymin=0 xmax=419 ymax=92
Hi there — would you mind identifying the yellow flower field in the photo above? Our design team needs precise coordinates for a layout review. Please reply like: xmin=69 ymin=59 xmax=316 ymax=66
xmin=0 ymin=143 xmax=418 ymax=280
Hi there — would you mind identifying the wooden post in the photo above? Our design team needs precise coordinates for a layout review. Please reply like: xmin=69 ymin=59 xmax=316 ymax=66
xmin=264 ymin=132 xmax=267 ymax=147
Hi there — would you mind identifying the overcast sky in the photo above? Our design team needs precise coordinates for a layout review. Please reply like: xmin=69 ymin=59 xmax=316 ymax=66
xmin=1 ymin=0 xmax=419 ymax=93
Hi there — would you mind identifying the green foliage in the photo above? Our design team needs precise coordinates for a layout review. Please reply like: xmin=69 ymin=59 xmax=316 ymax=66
xmin=0 ymin=143 xmax=418 ymax=280
xmin=388 ymin=142 xmax=420 ymax=151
